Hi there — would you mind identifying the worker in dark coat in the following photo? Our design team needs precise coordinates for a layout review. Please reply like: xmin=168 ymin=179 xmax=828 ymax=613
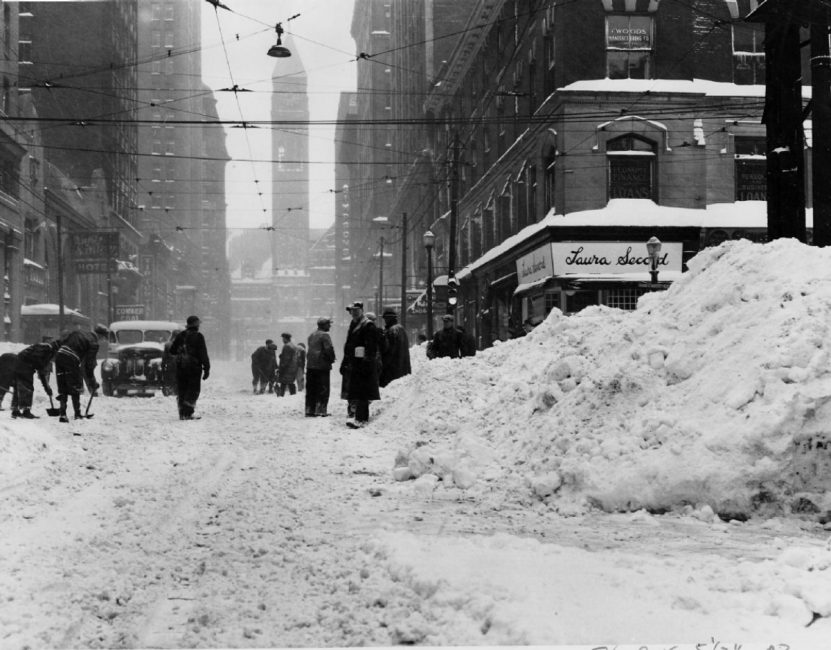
xmin=56 ymin=325 xmax=108 ymax=422
xmin=169 ymin=315 xmax=210 ymax=420
xmin=9 ymin=340 xmax=60 ymax=418
xmin=340 ymin=301 xmax=380 ymax=427
xmin=161 ymin=329 xmax=182 ymax=396
xmin=379 ymin=308 xmax=411 ymax=387
xmin=295 ymin=342 xmax=307 ymax=392
xmin=305 ymin=317 xmax=336 ymax=417
xmin=276 ymin=332 xmax=298 ymax=396
xmin=251 ymin=339 xmax=277 ymax=394
xmin=428 ymin=314 xmax=463 ymax=359
xmin=0 ymin=351 xmax=17 ymax=410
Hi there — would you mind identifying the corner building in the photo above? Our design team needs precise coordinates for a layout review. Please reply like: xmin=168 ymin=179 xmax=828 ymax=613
xmin=358 ymin=0 xmax=808 ymax=348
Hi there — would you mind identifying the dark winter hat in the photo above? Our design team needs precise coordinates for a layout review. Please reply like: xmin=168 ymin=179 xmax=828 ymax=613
xmin=345 ymin=301 xmax=363 ymax=312
xmin=265 ymin=338 xmax=274 ymax=346
xmin=382 ymin=308 xmax=397 ymax=318
xmin=441 ymin=314 xmax=454 ymax=321
xmin=281 ymin=332 xmax=292 ymax=340
xmin=94 ymin=324 xmax=109 ymax=336
xmin=317 ymin=317 xmax=331 ymax=327
xmin=186 ymin=315 xmax=200 ymax=327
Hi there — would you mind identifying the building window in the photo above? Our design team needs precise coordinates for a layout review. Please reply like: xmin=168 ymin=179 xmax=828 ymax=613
xmin=733 ymin=24 xmax=764 ymax=85
xmin=0 ymin=155 xmax=19 ymax=197
xmin=152 ymin=30 xmax=161 ymax=48
xmin=151 ymin=3 xmax=161 ymax=20
xmin=606 ymin=15 xmax=653 ymax=79
xmin=24 ymin=218 xmax=37 ymax=259
xmin=605 ymin=288 xmax=645 ymax=311
xmin=735 ymin=135 xmax=766 ymax=201
xmin=164 ymin=4 xmax=174 ymax=21
xmin=607 ymin=134 xmax=656 ymax=200
xmin=544 ymin=147 xmax=556 ymax=211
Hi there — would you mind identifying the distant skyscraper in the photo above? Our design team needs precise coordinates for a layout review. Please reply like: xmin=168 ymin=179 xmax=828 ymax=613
xmin=270 ymin=33 xmax=309 ymax=273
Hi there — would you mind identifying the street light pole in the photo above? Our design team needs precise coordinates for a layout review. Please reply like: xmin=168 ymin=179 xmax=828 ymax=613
xmin=423 ymin=230 xmax=435 ymax=339
xmin=377 ymin=235 xmax=384 ymax=315
xmin=400 ymin=212 xmax=407 ymax=329
xmin=646 ymin=236 xmax=662 ymax=284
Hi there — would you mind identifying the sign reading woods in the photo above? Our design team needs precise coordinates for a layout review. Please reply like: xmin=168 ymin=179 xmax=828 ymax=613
xmin=551 ymin=241 xmax=683 ymax=275
xmin=70 ymin=231 xmax=119 ymax=274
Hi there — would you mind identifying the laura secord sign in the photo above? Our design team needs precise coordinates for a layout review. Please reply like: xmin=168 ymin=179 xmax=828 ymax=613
xmin=550 ymin=241 xmax=683 ymax=275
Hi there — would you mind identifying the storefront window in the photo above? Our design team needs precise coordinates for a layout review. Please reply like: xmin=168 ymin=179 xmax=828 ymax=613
xmin=566 ymin=290 xmax=598 ymax=314
xmin=607 ymin=134 xmax=655 ymax=200
xmin=606 ymin=15 xmax=653 ymax=79
xmin=606 ymin=288 xmax=645 ymax=311
xmin=735 ymin=135 xmax=766 ymax=201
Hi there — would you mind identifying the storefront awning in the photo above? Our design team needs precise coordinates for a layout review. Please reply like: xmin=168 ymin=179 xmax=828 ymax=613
xmin=513 ymin=277 xmax=553 ymax=296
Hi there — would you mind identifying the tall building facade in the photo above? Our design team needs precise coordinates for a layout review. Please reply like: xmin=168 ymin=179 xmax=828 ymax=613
xmin=341 ymin=0 xmax=812 ymax=348
xmin=136 ymin=0 xmax=231 ymax=357
xmin=270 ymin=34 xmax=311 ymax=333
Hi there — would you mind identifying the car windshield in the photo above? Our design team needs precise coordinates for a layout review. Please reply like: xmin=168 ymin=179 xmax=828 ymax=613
xmin=116 ymin=330 xmax=143 ymax=345
xmin=145 ymin=330 xmax=172 ymax=343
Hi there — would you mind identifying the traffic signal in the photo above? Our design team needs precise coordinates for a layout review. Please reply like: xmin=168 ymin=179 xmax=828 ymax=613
xmin=447 ymin=275 xmax=459 ymax=308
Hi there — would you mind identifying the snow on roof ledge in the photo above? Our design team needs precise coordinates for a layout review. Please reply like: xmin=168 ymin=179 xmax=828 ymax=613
xmin=21 ymin=303 xmax=85 ymax=317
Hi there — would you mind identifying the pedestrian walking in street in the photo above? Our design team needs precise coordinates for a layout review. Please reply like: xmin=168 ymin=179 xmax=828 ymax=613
xmin=305 ymin=317 xmax=336 ymax=417
xmin=276 ymin=332 xmax=298 ymax=396
xmin=340 ymin=301 xmax=380 ymax=428
xmin=170 ymin=315 xmax=211 ymax=420
xmin=295 ymin=342 xmax=306 ymax=392
xmin=379 ymin=308 xmax=411 ymax=387
xmin=8 ymin=339 xmax=60 ymax=419
xmin=427 ymin=314 xmax=463 ymax=359
xmin=251 ymin=339 xmax=277 ymax=394
xmin=55 ymin=325 xmax=108 ymax=422
xmin=0 ymin=351 xmax=18 ymax=410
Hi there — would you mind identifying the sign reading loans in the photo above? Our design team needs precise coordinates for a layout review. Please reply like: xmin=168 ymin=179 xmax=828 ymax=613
xmin=551 ymin=241 xmax=683 ymax=275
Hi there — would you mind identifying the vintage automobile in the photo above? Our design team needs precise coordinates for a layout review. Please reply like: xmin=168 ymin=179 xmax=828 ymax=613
xmin=100 ymin=320 xmax=181 ymax=397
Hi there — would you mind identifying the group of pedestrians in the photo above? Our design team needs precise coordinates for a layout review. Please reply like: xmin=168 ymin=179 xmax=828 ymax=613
xmin=0 ymin=324 xmax=108 ymax=422
xmin=250 ymin=333 xmax=307 ymax=396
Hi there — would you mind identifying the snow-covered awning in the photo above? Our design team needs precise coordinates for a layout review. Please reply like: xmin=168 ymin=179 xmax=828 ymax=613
xmin=21 ymin=303 xmax=85 ymax=317
xmin=513 ymin=277 xmax=553 ymax=296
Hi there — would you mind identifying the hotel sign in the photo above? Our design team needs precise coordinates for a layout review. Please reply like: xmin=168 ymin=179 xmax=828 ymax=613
xmin=551 ymin=241 xmax=683 ymax=275
xmin=516 ymin=245 xmax=555 ymax=284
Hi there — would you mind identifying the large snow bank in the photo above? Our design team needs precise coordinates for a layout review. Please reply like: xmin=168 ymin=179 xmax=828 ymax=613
xmin=378 ymin=239 xmax=831 ymax=520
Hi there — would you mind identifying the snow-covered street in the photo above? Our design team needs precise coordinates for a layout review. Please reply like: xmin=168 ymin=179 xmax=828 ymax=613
xmin=4 ymin=240 xmax=831 ymax=648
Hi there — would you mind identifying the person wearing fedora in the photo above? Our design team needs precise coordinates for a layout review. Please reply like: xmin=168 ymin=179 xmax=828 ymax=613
xmin=340 ymin=301 xmax=380 ymax=427
xmin=170 ymin=315 xmax=210 ymax=420
xmin=305 ymin=317 xmax=336 ymax=416
xmin=379 ymin=308 xmax=411 ymax=387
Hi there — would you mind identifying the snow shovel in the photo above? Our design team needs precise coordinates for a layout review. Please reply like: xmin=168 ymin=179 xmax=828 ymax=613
xmin=82 ymin=393 xmax=95 ymax=419
xmin=46 ymin=395 xmax=61 ymax=417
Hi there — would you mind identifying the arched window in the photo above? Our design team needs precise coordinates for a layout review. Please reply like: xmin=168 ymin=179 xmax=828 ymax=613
xmin=606 ymin=133 xmax=656 ymax=200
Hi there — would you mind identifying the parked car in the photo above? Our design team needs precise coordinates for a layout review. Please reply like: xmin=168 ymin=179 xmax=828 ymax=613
xmin=100 ymin=320 xmax=181 ymax=397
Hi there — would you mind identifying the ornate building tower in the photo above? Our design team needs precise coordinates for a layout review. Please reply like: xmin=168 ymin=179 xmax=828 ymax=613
xmin=270 ymin=33 xmax=311 ymax=332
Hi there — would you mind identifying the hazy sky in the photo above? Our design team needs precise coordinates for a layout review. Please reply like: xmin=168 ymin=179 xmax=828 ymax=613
xmin=200 ymin=0 xmax=357 ymax=231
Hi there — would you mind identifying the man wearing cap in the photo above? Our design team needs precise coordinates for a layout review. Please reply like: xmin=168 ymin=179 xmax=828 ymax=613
xmin=170 ymin=315 xmax=210 ymax=420
xmin=251 ymin=339 xmax=277 ymax=394
xmin=9 ymin=338 xmax=60 ymax=419
xmin=55 ymin=324 xmax=109 ymax=422
xmin=340 ymin=301 xmax=380 ymax=427
xmin=276 ymin=332 xmax=299 ymax=396
xmin=306 ymin=317 xmax=336 ymax=416
xmin=379 ymin=308 xmax=411 ymax=387
xmin=428 ymin=314 xmax=464 ymax=359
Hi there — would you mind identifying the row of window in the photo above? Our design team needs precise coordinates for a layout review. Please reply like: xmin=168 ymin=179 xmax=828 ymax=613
xmin=606 ymin=15 xmax=764 ymax=82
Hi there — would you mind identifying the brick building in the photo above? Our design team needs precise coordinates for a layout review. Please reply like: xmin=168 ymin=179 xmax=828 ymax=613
xmin=341 ymin=0 xmax=812 ymax=348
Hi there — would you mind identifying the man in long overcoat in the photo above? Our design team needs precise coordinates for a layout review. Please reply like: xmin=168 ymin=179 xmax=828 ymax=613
xmin=379 ymin=308 xmax=411 ymax=387
xmin=306 ymin=318 xmax=336 ymax=417
xmin=9 ymin=339 xmax=60 ymax=418
xmin=339 ymin=301 xmax=380 ymax=427
xmin=276 ymin=332 xmax=298 ymax=396
xmin=170 ymin=315 xmax=210 ymax=420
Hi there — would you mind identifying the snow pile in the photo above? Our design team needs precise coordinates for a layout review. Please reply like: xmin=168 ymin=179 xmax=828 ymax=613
xmin=378 ymin=239 xmax=831 ymax=519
